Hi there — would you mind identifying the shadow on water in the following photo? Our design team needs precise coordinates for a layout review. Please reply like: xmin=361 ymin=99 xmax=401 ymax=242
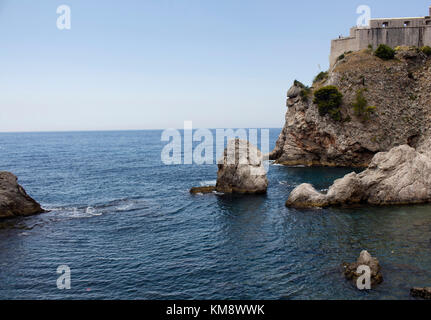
xmin=215 ymin=193 xmax=267 ymax=216
xmin=214 ymin=193 xmax=269 ymax=245
xmin=271 ymin=165 xmax=364 ymax=191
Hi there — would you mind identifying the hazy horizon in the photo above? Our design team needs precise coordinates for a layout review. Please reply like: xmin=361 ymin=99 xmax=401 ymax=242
xmin=0 ymin=126 xmax=283 ymax=134
xmin=1 ymin=0 xmax=429 ymax=132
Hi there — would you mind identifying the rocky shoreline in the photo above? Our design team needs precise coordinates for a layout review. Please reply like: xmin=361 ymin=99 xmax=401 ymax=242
xmin=286 ymin=142 xmax=431 ymax=208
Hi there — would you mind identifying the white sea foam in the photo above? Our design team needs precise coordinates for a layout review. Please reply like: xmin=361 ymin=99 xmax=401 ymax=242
xmin=200 ymin=180 xmax=216 ymax=186
xmin=43 ymin=198 xmax=150 ymax=220
xmin=116 ymin=203 xmax=134 ymax=211
xmin=85 ymin=207 xmax=102 ymax=216
xmin=279 ymin=181 xmax=296 ymax=187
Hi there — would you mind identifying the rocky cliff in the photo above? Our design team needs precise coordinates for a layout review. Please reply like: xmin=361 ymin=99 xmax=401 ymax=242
xmin=270 ymin=48 xmax=431 ymax=167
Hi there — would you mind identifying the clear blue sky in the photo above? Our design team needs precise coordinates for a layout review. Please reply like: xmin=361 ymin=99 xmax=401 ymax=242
xmin=1 ymin=0 xmax=429 ymax=132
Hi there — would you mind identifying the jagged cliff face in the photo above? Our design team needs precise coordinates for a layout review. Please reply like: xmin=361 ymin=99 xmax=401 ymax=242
xmin=270 ymin=48 xmax=431 ymax=167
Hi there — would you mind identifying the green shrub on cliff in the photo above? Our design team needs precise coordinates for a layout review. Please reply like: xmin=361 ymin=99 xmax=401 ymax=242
xmin=374 ymin=44 xmax=395 ymax=60
xmin=313 ymin=71 xmax=329 ymax=83
xmin=300 ymin=86 xmax=312 ymax=102
xmin=294 ymin=80 xmax=306 ymax=88
xmin=313 ymin=86 xmax=343 ymax=121
xmin=421 ymin=46 xmax=431 ymax=56
xmin=352 ymin=89 xmax=376 ymax=120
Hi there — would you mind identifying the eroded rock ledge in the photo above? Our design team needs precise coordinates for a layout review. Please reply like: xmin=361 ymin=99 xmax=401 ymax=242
xmin=286 ymin=142 xmax=431 ymax=208
xmin=0 ymin=171 xmax=45 ymax=219
xmin=190 ymin=139 xmax=268 ymax=195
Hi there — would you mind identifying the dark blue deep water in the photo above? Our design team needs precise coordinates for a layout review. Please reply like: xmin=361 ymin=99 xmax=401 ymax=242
xmin=0 ymin=129 xmax=431 ymax=300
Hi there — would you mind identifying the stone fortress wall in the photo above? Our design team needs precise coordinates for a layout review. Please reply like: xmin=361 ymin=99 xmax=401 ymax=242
xmin=330 ymin=6 xmax=431 ymax=67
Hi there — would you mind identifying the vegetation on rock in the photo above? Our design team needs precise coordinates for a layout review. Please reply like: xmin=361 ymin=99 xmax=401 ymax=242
xmin=374 ymin=44 xmax=395 ymax=60
xmin=421 ymin=46 xmax=431 ymax=56
xmin=352 ymin=89 xmax=376 ymax=121
xmin=313 ymin=86 xmax=343 ymax=121
xmin=300 ymin=86 xmax=312 ymax=102
xmin=293 ymin=80 xmax=305 ymax=88
xmin=313 ymin=71 xmax=329 ymax=83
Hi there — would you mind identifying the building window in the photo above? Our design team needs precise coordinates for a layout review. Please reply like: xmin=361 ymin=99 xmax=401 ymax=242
xmin=404 ymin=21 xmax=410 ymax=27
xmin=382 ymin=22 xmax=389 ymax=28
xmin=426 ymin=20 xmax=431 ymax=25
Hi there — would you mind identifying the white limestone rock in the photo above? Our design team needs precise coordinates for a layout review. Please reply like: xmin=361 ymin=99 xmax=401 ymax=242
xmin=286 ymin=142 xmax=431 ymax=207
xmin=216 ymin=139 xmax=268 ymax=194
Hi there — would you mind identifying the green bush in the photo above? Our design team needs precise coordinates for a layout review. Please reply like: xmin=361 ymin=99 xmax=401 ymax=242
xmin=421 ymin=46 xmax=431 ymax=56
xmin=337 ymin=54 xmax=345 ymax=61
xmin=300 ymin=86 xmax=312 ymax=102
xmin=313 ymin=86 xmax=343 ymax=121
xmin=374 ymin=44 xmax=395 ymax=60
xmin=352 ymin=89 xmax=376 ymax=120
xmin=313 ymin=71 xmax=329 ymax=83
xmin=294 ymin=80 xmax=306 ymax=88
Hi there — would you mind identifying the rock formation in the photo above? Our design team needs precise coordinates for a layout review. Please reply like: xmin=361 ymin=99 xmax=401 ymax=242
xmin=190 ymin=186 xmax=217 ymax=195
xmin=0 ymin=171 xmax=45 ymax=219
xmin=410 ymin=287 xmax=431 ymax=300
xmin=343 ymin=250 xmax=383 ymax=288
xmin=270 ymin=48 xmax=431 ymax=167
xmin=190 ymin=139 xmax=268 ymax=194
xmin=286 ymin=143 xmax=431 ymax=207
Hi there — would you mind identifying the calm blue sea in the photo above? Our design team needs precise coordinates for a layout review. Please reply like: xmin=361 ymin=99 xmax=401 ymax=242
xmin=0 ymin=129 xmax=430 ymax=300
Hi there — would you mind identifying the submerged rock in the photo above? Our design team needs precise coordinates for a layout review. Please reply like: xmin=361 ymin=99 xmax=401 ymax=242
xmin=342 ymin=250 xmax=383 ymax=288
xmin=286 ymin=143 xmax=431 ymax=207
xmin=190 ymin=139 xmax=268 ymax=195
xmin=189 ymin=186 xmax=216 ymax=194
xmin=410 ymin=287 xmax=431 ymax=300
xmin=0 ymin=172 xmax=45 ymax=219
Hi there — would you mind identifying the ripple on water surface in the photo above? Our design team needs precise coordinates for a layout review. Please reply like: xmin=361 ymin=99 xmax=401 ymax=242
xmin=0 ymin=130 xmax=430 ymax=299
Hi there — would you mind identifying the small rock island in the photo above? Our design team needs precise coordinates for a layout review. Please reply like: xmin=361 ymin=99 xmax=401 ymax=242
xmin=0 ymin=171 xmax=45 ymax=219
xmin=343 ymin=250 xmax=383 ymax=288
xmin=190 ymin=139 xmax=268 ymax=195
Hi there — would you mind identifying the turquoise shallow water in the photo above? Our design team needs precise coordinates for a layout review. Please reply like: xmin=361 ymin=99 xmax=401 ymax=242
xmin=0 ymin=129 xmax=430 ymax=299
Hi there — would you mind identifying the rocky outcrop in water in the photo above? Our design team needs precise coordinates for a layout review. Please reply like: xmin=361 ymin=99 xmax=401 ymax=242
xmin=343 ymin=250 xmax=383 ymax=288
xmin=286 ymin=142 xmax=431 ymax=207
xmin=270 ymin=48 xmax=431 ymax=167
xmin=410 ymin=287 xmax=431 ymax=300
xmin=190 ymin=139 xmax=268 ymax=194
xmin=189 ymin=186 xmax=217 ymax=195
xmin=0 ymin=171 xmax=45 ymax=219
